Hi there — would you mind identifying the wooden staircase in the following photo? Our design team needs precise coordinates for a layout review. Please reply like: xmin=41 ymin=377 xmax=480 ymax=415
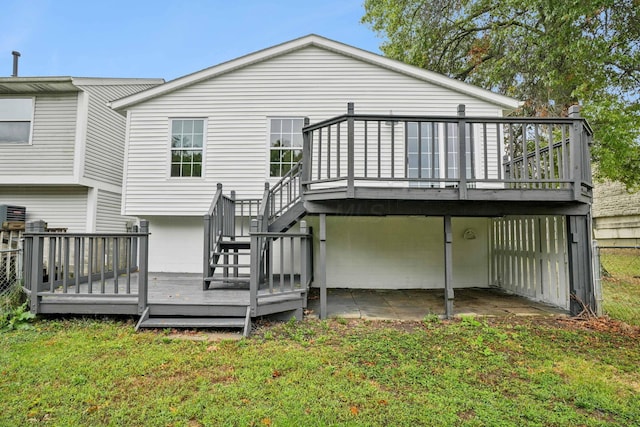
xmin=136 ymin=305 xmax=252 ymax=336
xmin=136 ymin=163 xmax=311 ymax=335
xmin=204 ymin=239 xmax=252 ymax=290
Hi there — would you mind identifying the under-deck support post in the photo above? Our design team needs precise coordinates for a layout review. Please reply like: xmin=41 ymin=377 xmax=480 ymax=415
xmin=319 ymin=213 xmax=327 ymax=319
xmin=444 ymin=216 xmax=454 ymax=318
xmin=566 ymin=214 xmax=596 ymax=315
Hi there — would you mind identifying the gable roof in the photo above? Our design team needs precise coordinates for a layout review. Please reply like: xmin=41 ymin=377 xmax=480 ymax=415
xmin=110 ymin=34 xmax=521 ymax=111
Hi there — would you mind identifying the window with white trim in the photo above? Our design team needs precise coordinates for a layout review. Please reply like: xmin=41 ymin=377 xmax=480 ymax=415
xmin=170 ymin=119 xmax=204 ymax=177
xmin=0 ymin=98 xmax=33 ymax=144
xmin=406 ymin=122 xmax=474 ymax=184
xmin=269 ymin=118 xmax=303 ymax=177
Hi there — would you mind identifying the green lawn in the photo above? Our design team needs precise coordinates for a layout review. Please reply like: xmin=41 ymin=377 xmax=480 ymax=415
xmin=1 ymin=317 xmax=638 ymax=426
xmin=600 ymin=248 xmax=640 ymax=326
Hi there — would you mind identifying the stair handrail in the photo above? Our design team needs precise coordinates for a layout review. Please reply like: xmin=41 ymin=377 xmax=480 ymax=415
xmin=204 ymin=183 xmax=232 ymax=287
xmin=268 ymin=160 xmax=303 ymax=222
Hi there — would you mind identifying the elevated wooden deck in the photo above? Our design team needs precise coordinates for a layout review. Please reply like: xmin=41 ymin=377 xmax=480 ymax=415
xmin=298 ymin=104 xmax=593 ymax=216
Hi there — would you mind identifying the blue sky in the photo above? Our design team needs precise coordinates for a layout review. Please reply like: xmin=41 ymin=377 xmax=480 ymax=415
xmin=0 ymin=0 xmax=382 ymax=81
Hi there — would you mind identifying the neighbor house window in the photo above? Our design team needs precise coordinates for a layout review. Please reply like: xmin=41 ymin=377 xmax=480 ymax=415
xmin=170 ymin=119 xmax=204 ymax=177
xmin=0 ymin=98 xmax=33 ymax=144
xmin=270 ymin=118 xmax=303 ymax=177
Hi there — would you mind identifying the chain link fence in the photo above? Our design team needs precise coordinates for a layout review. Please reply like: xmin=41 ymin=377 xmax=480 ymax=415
xmin=1 ymin=247 xmax=23 ymax=315
xmin=1 ymin=230 xmax=24 ymax=316
xmin=597 ymin=246 xmax=640 ymax=327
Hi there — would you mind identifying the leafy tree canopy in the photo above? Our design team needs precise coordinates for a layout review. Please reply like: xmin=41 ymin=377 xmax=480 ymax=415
xmin=362 ymin=0 xmax=640 ymax=190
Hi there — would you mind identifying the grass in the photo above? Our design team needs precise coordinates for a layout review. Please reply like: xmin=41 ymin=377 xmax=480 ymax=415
xmin=1 ymin=316 xmax=639 ymax=426
xmin=600 ymin=248 xmax=640 ymax=326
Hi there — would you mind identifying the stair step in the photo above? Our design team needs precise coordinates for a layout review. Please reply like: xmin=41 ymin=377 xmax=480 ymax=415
xmin=211 ymin=263 xmax=250 ymax=268
xmin=212 ymin=250 xmax=250 ymax=256
xmin=220 ymin=241 xmax=250 ymax=250
xmin=204 ymin=276 xmax=250 ymax=283
xmin=137 ymin=317 xmax=246 ymax=329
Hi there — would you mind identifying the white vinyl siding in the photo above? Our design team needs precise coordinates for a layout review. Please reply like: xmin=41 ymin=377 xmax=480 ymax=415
xmin=95 ymin=189 xmax=130 ymax=232
xmin=0 ymin=94 xmax=77 ymax=177
xmin=0 ymin=186 xmax=88 ymax=232
xmin=122 ymin=45 xmax=505 ymax=216
xmin=79 ymin=83 xmax=160 ymax=186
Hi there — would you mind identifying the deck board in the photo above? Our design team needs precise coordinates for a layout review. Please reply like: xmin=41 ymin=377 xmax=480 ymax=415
xmin=38 ymin=272 xmax=303 ymax=308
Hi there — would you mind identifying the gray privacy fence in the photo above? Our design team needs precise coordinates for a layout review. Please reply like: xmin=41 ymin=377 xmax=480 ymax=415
xmin=596 ymin=245 xmax=640 ymax=326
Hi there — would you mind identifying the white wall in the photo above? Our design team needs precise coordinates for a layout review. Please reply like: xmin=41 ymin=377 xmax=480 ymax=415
xmin=306 ymin=216 xmax=489 ymax=289
xmin=122 ymin=45 xmax=505 ymax=217
xmin=146 ymin=216 xmax=204 ymax=273
xmin=145 ymin=214 xmax=490 ymax=290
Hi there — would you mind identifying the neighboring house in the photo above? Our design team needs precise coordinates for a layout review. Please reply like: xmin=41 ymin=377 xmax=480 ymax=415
xmin=593 ymin=181 xmax=640 ymax=246
xmin=0 ymin=76 xmax=163 ymax=232
xmin=105 ymin=34 xmax=597 ymax=326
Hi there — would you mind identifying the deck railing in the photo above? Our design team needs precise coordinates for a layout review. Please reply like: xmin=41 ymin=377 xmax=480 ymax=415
xmin=203 ymin=183 xmax=263 ymax=285
xmin=22 ymin=220 xmax=149 ymax=314
xmin=268 ymin=160 xmax=303 ymax=221
xmin=249 ymin=219 xmax=313 ymax=316
xmin=301 ymin=103 xmax=593 ymax=200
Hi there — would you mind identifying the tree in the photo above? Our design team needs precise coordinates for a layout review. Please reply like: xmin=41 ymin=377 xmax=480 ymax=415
xmin=362 ymin=0 xmax=640 ymax=190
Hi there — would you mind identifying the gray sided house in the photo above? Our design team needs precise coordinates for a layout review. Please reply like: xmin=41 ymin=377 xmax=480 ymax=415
xmin=0 ymin=77 xmax=163 ymax=232
xmin=593 ymin=181 xmax=640 ymax=247
xmin=22 ymin=35 xmax=597 ymax=334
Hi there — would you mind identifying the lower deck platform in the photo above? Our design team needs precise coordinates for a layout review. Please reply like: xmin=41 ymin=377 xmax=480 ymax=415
xmin=35 ymin=272 xmax=568 ymax=320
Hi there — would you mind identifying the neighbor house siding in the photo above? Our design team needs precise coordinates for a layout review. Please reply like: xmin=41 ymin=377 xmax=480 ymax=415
xmin=593 ymin=181 xmax=640 ymax=245
xmin=0 ymin=93 xmax=78 ymax=178
xmin=0 ymin=186 xmax=88 ymax=232
xmin=80 ymin=83 xmax=160 ymax=187
xmin=123 ymin=45 xmax=504 ymax=216
xmin=95 ymin=189 xmax=131 ymax=232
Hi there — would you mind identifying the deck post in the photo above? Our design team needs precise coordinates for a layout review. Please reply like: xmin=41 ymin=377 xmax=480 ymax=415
xmin=566 ymin=214 xmax=596 ymax=316
xmin=300 ymin=220 xmax=309 ymax=290
xmin=568 ymin=106 xmax=583 ymax=200
xmin=26 ymin=220 xmax=45 ymax=314
xmin=249 ymin=219 xmax=259 ymax=316
xmin=444 ymin=216 xmax=454 ymax=318
xmin=457 ymin=105 xmax=467 ymax=199
xmin=203 ymin=213 xmax=211 ymax=289
xmin=301 ymin=117 xmax=311 ymax=193
xmin=347 ymin=102 xmax=355 ymax=198
xmin=319 ymin=213 xmax=327 ymax=319
xmin=138 ymin=220 xmax=149 ymax=315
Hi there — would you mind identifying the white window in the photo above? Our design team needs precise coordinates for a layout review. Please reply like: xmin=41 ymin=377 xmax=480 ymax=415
xmin=406 ymin=122 xmax=474 ymax=183
xmin=170 ymin=119 xmax=204 ymax=177
xmin=407 ymin=122 xmax=440 ymax=180
xmin=270 ymin=118 xmax=303 ymax=177
xmin=0 ymin=98 xmax=33 ymax=144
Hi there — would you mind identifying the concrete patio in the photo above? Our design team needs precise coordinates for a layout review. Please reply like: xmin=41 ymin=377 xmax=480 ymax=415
xmin=306 ymin=288 xmax=568 ymax=321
